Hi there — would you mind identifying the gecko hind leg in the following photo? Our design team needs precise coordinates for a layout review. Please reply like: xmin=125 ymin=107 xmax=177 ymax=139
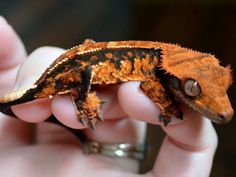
xmin=140 ymin=77 xmax=183 ymax=126
xmin=71 ymin=66 xmax=103 ymax=129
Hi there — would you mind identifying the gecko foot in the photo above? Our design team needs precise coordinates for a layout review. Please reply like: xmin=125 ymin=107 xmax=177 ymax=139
xmin=97 ymin=110 xmax=104 ymax=121
xmin=159 ymin=115 xmax=171 ymax=126
xmin=88 ymin=119 xmax=97 ymax=130
xmin=78 ymin=115 xmax=99 ymax=129
xmin=76 ymin=92 xmax=103 ymax=129
xmin=78 ymin=115 xmax=98 ymax=129
xmin=79 ymin=116 xmax=89 ymax=126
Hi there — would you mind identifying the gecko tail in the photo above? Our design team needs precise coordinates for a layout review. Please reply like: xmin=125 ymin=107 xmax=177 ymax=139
xmin=0 ymin=85 xmax=36 ymax=103
xmin=0 ymin=85 xmax=38 ymax=117
xmin=0 ymin=102 xmax=17 ymax=117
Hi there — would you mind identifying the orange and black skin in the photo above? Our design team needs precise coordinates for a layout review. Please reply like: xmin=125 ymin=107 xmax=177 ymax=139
xmin=0 ymin=39 xmax=233 ymax=129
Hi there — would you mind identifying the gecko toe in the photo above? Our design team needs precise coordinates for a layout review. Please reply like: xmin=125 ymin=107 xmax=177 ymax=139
xmin=100 ymin=99 xmax=107 ymax=105
xmin=88 ymin=119 xmax=97 ymax=130
xmin=80 ymin=117 xmax=89 ymax=126
xmin=159 ymin=114 xmax=171 ymax=126
xmin=97 ymin=110 xmax=104 ymax=121
xmin=159 ymin=115 xmax=165 ymax=123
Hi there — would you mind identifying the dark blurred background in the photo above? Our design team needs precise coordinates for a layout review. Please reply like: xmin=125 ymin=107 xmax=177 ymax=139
xmin=1 ymin=0 xmax=235 ymax=176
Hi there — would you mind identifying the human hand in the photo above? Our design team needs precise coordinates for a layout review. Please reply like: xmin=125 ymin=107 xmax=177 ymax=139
xmin=0 ymin=16 xmax=217 ymax=177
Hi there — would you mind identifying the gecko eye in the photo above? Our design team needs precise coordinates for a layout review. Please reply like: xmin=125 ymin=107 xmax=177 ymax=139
xmin=183 ymin=79 xmax=201 ymax=97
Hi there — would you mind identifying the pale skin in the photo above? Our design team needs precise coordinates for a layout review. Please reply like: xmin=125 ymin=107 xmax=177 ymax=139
xmin=0 ymin=16 xmax=218 ymax=177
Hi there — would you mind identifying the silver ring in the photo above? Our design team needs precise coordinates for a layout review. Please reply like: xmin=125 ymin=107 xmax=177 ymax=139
xmin=83 ymin=141 xmax=147 ymax=160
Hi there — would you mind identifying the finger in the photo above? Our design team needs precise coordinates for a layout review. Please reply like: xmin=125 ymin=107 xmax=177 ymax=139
xmin=0 ymin=117 xmax=34 ymax=147
xmin=152 ymin=110 xmax=217 ymax=177
xmin=0 ymin=16 xmax=26 ymax=93
xmin=11 ymin=47 xmax=65 ymax=123
xmin=82 ymin=119 xmax=146 ymax=173
xmin=0 ymin=16 xmax=33 ymax=147
xmin=118 ymin=82 xmax=217 ymax=176
xmin=0 ymin=16 xmax=26 ymax=69
xmin=118 ymin=82 xmax=162 ymax=124
xmin=35 ymin=122 xmax=82 ymax=145
xmin=42 ymin=86 xmax=146 ymax=173
xmin=84 ymin=118 xmax=146 ymax=144
xmin=35 ymin=120 xmax=145 ymax=174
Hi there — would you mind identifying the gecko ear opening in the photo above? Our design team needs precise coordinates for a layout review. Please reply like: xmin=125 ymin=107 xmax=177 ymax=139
xmin=183 ymin=79 xmax=201 ymax=97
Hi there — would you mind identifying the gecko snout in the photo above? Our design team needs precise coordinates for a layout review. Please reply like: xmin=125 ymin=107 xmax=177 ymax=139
xmin=216 ymin=110 xmax=234 ymax=124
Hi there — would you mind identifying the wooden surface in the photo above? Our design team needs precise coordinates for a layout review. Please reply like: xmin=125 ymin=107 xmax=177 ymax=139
xmin=1 ymin=0 xmax=236 ymax=176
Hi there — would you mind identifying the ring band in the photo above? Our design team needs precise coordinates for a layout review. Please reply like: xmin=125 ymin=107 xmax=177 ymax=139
xmin=83 ymin=141 xmax=146 ymax=160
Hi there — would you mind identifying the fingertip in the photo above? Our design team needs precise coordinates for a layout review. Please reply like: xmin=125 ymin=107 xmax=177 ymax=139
xmin=51 ymin=96 xmax=85 ymax=129
xmin=0 ymin=16 xmax=26 ymax=70
xmin=0 ymin=16 xmax=7 ymax=26
xmin=96 ymin=85 xmax=126 ymax=120
xmin=118 ymin=82 xmax=161 ymax=124
xmin=11 ymin=99 xmax=52 ymax=123
xmin=14 ymin=46 xmax=65 ymax=88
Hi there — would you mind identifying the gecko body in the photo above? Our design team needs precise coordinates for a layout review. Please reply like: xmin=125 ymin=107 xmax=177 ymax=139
xmin=0 ymin=39 xmax=233 ymax=128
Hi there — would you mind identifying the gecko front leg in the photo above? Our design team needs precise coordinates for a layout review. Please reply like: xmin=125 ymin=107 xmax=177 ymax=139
xmin=71 ymin=66 xmax=103 ymax=129
xmin=140 ymin=77 xmax=183 ymax=126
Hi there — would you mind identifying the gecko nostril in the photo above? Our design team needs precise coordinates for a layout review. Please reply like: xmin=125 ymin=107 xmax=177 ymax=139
xmin=218 ymin=114 xmax=225 ymax=120
xmin=217 ymin=111 xmax=233 ymax=123
xmin=214 ymin=113 xmax=226 ymax=123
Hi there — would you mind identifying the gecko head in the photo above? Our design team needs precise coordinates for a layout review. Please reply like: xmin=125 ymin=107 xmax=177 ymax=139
xmin=165 ymin=75 xmax=233 ymax=124
xmin=161 ymin=45 xmax=233 ymax=124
